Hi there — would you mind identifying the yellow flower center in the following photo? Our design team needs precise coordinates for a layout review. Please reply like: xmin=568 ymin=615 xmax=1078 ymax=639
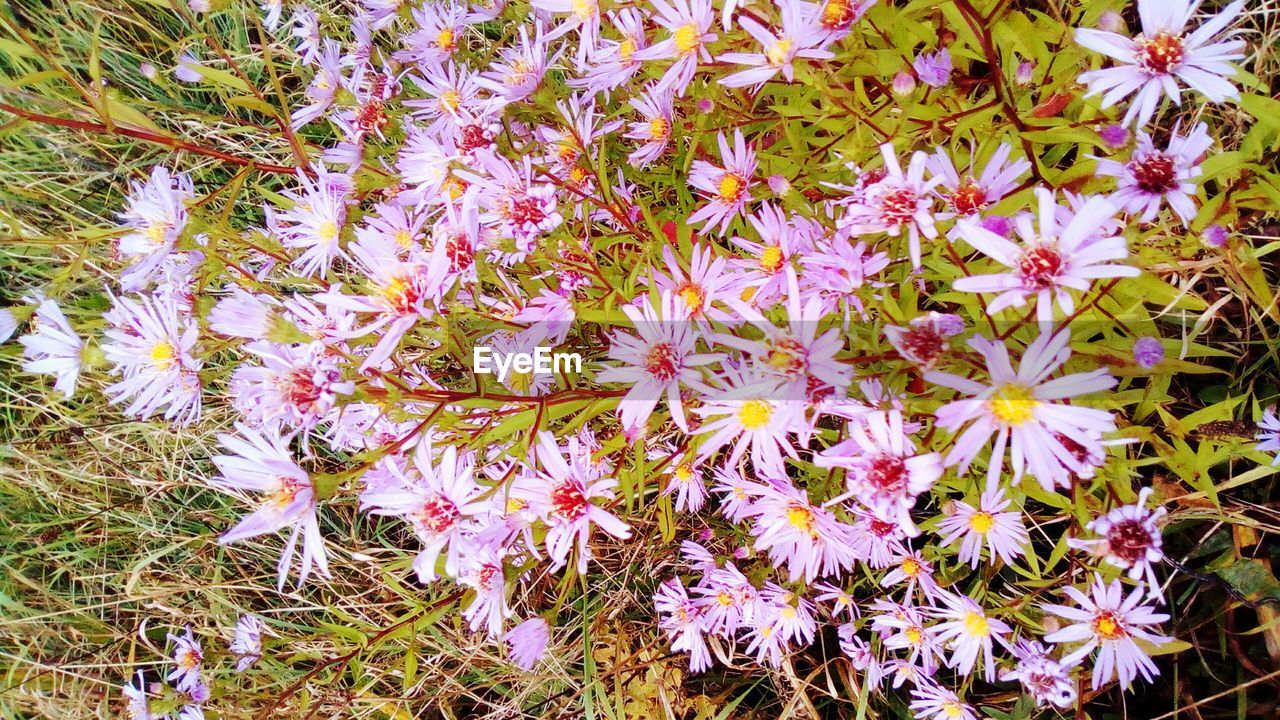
xmin=145 ymin=222 xmax=170 ymax=246
xmin=969 ymin=511 xmax=995 ymax=534
xmin=570 ymin=0 xmax=595 ymax=19
xmin=901 ymin=557 xmax=920 ymax=576
xmin=440 ymin=89 xmax=461 ymax=112
xmin=786 ymin=504 xmax=817 ymax=537
xmin=395 ymin=229 xmax=414 ymax=248
xmin=766 ymin=39 xmax=792 ymax=67
xmin=989 ymin=384 xmax=1038 ymax=426
xmin=905 ymin=626 xmax=922 ymax=644
xmin=1094 ymin=612 xmax=1126 ymax=640
xmin=649 ymin=117 xmax=671 ymax=138
xmin=674 ymin=463 xmax=694 ymax=481
xmin=673 ymin=24 xmax=701 ymax=53
xmin=758 ymin=245 xmax=784 ymax=273
xmin=619 ymin=39 xmax=637 ymax=61
xmin=317 ymin=220 xmax=339 ymax=242
xmin=437 ymin=28 xmax=456 ymax=50
xmin=737 ymin=399 xmax=773 ymax=430
xmin=739 ymin=285 xmax=758 ymax=302
xmin=943 ymin=703 xmax=965 ymax=719
xmin=150 ymin=342 xmax=176 ymax=370
xmin=963 ymin=611 xmax=989 ymax=637
xmin=505 ymin=497 xmax=527 ymax=513
xmin=718 ymin=173 xmax=746 ymax=203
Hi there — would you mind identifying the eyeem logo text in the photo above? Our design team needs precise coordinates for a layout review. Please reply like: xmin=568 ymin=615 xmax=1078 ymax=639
xmin=473 ymin=346 xmax=583 ymax=383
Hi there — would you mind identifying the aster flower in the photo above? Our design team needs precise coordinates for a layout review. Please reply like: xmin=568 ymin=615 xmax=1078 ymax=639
xmin=274 ymin=165 xmax=353 ymax=278
xmin=930 ymin=592 xmax=1011 ymax=682
xmin=477 ymin=23 xmax=557 ymax=105
xmin=1095 ymin=122 xmax=1212 ymax=225
xmin=166 ymin=628 xmax=204 ymax=694
xmin=291 ymin=39 xmax=344 ymax=128
xmin=912 ymin=48 xmax=952 ymax=88
xmin=927 ymin=329 xmax=1119 ymax=490
xmin=1132 ymin=336 xmax=1165 ymax=368
xmin=659 ymin=451 xmax=709 ymax=512
xmin=936 ymin=485 xmax=1029 ymax=568
xmin=123 ymin=671 xmax=156 ymax=720
xmin=231 ymin=341 xmax=353 ymax=434
xmin=458 ymin=546 xmax=512 ymax=637
xmin=570 ymin=9 xmax=648 ymax=96
xmin=883 ymin=312 xmax=965 ymax=370
xmin=813 ymin=0 xmax=874 ymax=41
xmin=746 ymin=479 xmax=859 ymax=583
xmin=360 ymin=443 xmax=490 ymax=582
xmin=531 ymin=0 xmax=601 ymax=64
xmin=872 ymin=600 xmax=942 ymax=673
xmin=799 ymin=235 xmax=891 ymax=316
xmin=504 ymin=617 xmax=550 ymax=670
xmin=652 ymin=244 xmax=742 ymax=327
xmin=928 ymin=143 xmax=1031 ymax=222
xmin=710 ymin=464 xmax=762 ymax=524
xmin=881 ymin=546 xmax=941 ymax=601
xmin=230 ymin=614 xmax=265 ymax=672
xmin=688 ymin=130 xmax=757 ymax=235
xmin=517 ymin=431 xmax=632 ymax=573
xmin=655 ymin=577 xmax=714 ymax=672
xmin=212 ymin=423 xmax=330 ymax=590
xmin=1257 ymin=407 xmax=1280 ymax=465
xmin=19 ymin=298 xmax=83 ymax=399
xmin=726 ymin=204 xmax=811 ymax=307
xmin=953 ymin=190 xmax=1138 ymax=323
xmin=117 ymin=166 xmax=194 ymax=291
xmin=631 ymin=0 xmax=717 ymax=96
xmin=1043 ymin=575 xmax=1172 ymax=690
xmin=462 ymin=150 xmax=563 ymax=261
xmin=209 ymin=287 xmax=276 ymax=339
xmin=837 ymin=625 xmax=882 ymax=687
xmin=395 ymin=2 xmax=467 ymax=68
xmin=404 ymin=62 xmax=485 ymax=134
xmin=1070 ymin=487 xmax=1167 ymax=598
xmin=625 ymin=84 xmax=676 ymax=168
xmin=102 ymin=292 xmax=202 ymax=424
xmin=839 ymin=143 xmax=943 ymax=269
xmin=1002 ymin=639 xmax=1078 ymax=708
xmin=718 ymin=0 xmax=834 ymax=89
xmin=817 ymin=410 xmax=943 ymax=535
xmin=1075 ymin=0 xmax=1246 ymax=128
xmin=694 ymin=363 xmax=798 ymax=478
xmin=813 ymin=581 xmax=858 ymax=620
xmin=909 ymin=683 xmax=978 ymax=720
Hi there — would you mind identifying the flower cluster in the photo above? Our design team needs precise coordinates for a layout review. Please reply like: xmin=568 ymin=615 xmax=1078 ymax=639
xmin=1 ymin=0 xmax=1269 ymax=715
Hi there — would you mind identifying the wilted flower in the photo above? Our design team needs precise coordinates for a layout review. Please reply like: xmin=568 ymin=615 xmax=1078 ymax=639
xmin=230 ymin=614 xmax=265 ymax=671
xmin=19 ymin=298 xmax=83 ymax=399
xmin=912 ymin=47 xmax=951 ymax=88
xmin=1132 ymin=336 xmax=1165 ymax=368
xmin=504 ymin=616 xmax=551 ymax=670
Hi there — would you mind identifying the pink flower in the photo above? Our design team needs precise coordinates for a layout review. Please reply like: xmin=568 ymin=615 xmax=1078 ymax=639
xmin=746 ymin=479 xmax=859 ymax=583
xmin=631 ymin=0 xmax=717 ymax=95
xmin=655 ymin=577 xmax=713 ymax=672
xmin=838 ymin=143 xmax=943 ymax=269
xmin=927 ymin=330 xmax=1119 ymax=490
xmin=953 ymin=190 xmax=1138 ymax=323
xmin=19 ymin=298 xmax=83 ymax=399
xmin=229 ymin=614 xmax=265 ymax=672
xmin=912 ymin=47 xmax=952 ymax=88
xmin=1257 ymin=407 xmax=1280 ymax=465
xmin=625 ymin=84 xmax=676 ymax=168
xmin=936 ymin=485 xmax=1029 ymax=568
xmin=504 ymin=617 xmax=550 ymax=670
xmin=1075 ymin=0 xmax=1245 ymax=127
xmin=102 ymin=291 xmax=203 ymax=425
xmin=212 ymin=423 xmax=330 ymax=590
xmin=1043 ymin=575 xmax=1172 ymax=690
xmin=1001 ymin=640 xmax=1078 ymax=708
xmin=165 ymin=628 xmax=204 ymax=694
xmin=1095 ymin=122 xmax=1212 ymax=225
xmin=1070 ymin=487 xmax=1167 ymax=598
xmin=929 ymin=592 xmax=1011 ymax=681
xmin=687 ymin=130 xmax=757 ymax=235
xmin=717 ymin=0 xmax=833 ymax=88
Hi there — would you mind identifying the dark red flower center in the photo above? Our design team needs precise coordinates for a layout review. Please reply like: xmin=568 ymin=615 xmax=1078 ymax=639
xmin=950 ymin=177 xmax=988 ymax=215
xmin=1017 ymin=246 xmax=1064 ymax=290
xmin=1136 ymin=32 xmax=1185 ymax=75
xmin=645 ymin=342 xmax=679 ymax=382
xmin=880 ymin=188 xmax=918 ymax=225
xmin=416 ymin=494 xmax=461 ymax=534
xmin=1107 ymin=519 xmax=1156 ymax=564
xmin=551 ymin=481 xmax=588 ymax=520
xmin=1130 ymin=153 xmax=1178 ymax=194
xmin=865 ymin=455 xmax=908 ymax=494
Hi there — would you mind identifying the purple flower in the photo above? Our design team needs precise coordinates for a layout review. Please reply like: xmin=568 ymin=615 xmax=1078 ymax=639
xmin=1043 ymin=575 xmax=1172 ymax=690
xmin=1132 ymin=336 xmax=1165 ymax=368
xmin=504 ymin=617 xmax=550 ymax=670
xmin=230 ymin=614 xmax=265 ymax=672
xmin=1202 ymin=224 xmax=1229 ymax=247
xmin=1099 ymin=124 xmax=1130 ymax=148
xmin=912 ymin=48 xmax=951 ymax=88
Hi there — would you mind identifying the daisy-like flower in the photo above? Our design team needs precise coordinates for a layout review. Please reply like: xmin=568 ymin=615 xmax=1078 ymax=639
xmin=710 ymin=465 xmax=762 ymax=524
xmin=625 ymin=84 xmax=676 ymax=168
xmin=290 ymin=39 xmax=344 ymax=128
xmin=1002 ymin=639 xmax=1078 ymax=709
xmin=936 ymin=485 xmax=1029 ymax=568
xmin=571 ymin=9 xmax=648 ymax=96
xmin=632 ymin=0 xmax=717 ymax=96
xmin=927 ymin=329 xmax=1119 ymax=490
xmin=652 ymin=244 xmax=741 ymax=327
xmin=504 ymin=616 xmax=550 ymax=670
xmin=231 ymin=341 xmax=353 ymax=434
xmin=1095 ymin=122 xmax=1212 ymax=225
xmin=123 ymin=671 xmax=155 ymax=720
xmin=212 ymin=423 xmax=330 ymax=590
xmin=881 ymin=546 xmax=941 ymax=601
xmin=655 ymin=577 xmax=714 ymax=672
xmin=531 ymin=0 xmax=600 ymax=64
xmin=954 ymin=190 xmax=1138 ymax=323
xmin=477 ymin=23 xmax=557 ymax=105
xmin=746 ymin=479 xmax=859 ymax=583
xmin=458 ymin=545 xmax=512 ymax=637
xmin=813 ymin=0 xmax=874 ymax=41
xmin=1043 ymin=575 xmax=1172 ymax=690
xmin=597 ymin=293 xmax=717 ymax=436
xmin=839 ymin=143 xmax=944 ymax=269
xmin=1075 ymin=0 xmax=1246 ymax=128
xmin=230 ymin=614 xmax=265 ymax=672
xmin=19 ymin=298 xmax=83 ymax=399
xmin=727 ymin=204 xmax=812 ymax=308
xmin=209 ymin=287 xmax=275 ymax=339
xmin=660 ymin=451 xmax=709 ymax=512
xmin=1257 ymin=407 xmax=1280 ymax=465
xmin=102 ymin=292 xmax=203 ymax=425
xmin=872 ymin=599 xmax=942 ymax=672
xmin=912 ymin=48 xmax=952 ymax=88
xmin=930 ymin=592 xmax=1011 ymax=682
xmin=165 ymin=627 xmax=204 ymax=693
xmin=688 ymin=130 xmax=757 ymax=235
xmin=909 ymin=683 xmax=978 ymax=720
xmin=883 ymin=312 xmax=966 ymax=371
xmin=396 ymin=2 xmax=467 ymax=68
xmin=463 ymin=150 xmax=563 ymax=260
xmin=929 ymin=143 xmax=1031 ymax=222
xmin=694 ymin=363 xmax=797 ymax=478
xmin=117 ymin=166 xmax=194 ymax=291
xmin=813 ymin=581 xmax=858 ymax=620
xmin=360 ymin=443 xmax=490 ymax=582
xmin=1070 ymin=486 xmax=1167 ymax=598
xmin=518 ymin=431 xmax=632 ymax=573
xmin=817 ymin=410 xmax=943 ymax=535
xmin=274 ymin=165 xmax=353 ymax=278
xmin=718 ymin=0 xmax=833 ymax=89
